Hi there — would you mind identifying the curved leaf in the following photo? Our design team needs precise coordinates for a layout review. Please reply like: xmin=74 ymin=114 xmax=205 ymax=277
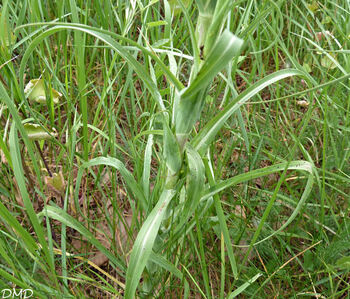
xmin=74 ymin=156 xmax=147 ymax=211
xmin=202 ymin=160 xmax=314 ymax=245
xmin=23 ymin=123 xmax=57 ymax=140
xmin=192 ymin=69 xmax=305 ymax=153
xmin=177 ymin=144 xmax=205 ymax=229
xmin=40 ymin=205 xmax=125 ymax=274
xmin=164 ymin=118 xmax=182 ymax=174
xmin=24 ymin=78 xmax=62 ymax=104
xmin=125 ymin=188 xmax=176 ymax=299
xmin=175 ymin=30 xmax=243 ymax=136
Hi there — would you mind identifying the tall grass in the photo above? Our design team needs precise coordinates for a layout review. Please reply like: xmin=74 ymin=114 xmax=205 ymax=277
xmin=0 ymin=0 xmax=349 ymax=297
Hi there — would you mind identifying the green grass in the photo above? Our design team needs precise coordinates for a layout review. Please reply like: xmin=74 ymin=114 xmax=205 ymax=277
xmin=0 ymin=0 xmax=349 ymax=298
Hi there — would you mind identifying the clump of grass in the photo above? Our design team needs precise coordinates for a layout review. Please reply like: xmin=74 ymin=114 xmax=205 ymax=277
xmin=0 ymin=0 xmax=349 ymax=298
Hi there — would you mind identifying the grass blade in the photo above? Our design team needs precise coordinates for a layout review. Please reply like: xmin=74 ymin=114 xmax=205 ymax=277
xmin=9 ymin=124 xmax=57 ymax=284
xmin=228 ymin=273 xmax=262 ymax=298
xmin=192 ymin=69 xmax=305 ymax=153
xmin=74 ymin=156 xmax=147 ymax=211
xmin=204 ymin=153 xmax=238 ymax=279
xmin=177 ymin=144 xmax=205 ymax=229
xmin=40 ymin=205 xmax=125 ymax=274
xmin=125 ymin=188 xmax=176 ymax=299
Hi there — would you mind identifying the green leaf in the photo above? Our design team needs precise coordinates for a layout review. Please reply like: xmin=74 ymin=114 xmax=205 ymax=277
xmin=39 ymin=205 xmax=125 ymax=273
xmin=142 ymin=133 xmax=154 ymax=201
xmin=24 ymin=79 xmax=62 ymax=104
xmin=192 ymin=69 xmax=304 ymax=154
xmin=182 ymin=30 xmax=243 ymax=99
xmin=336 ymin=256 xmax=350 ymax=269
xmin=202 ymin=160 xmax=314 ymax=246
xmin=228 ymin=273 xmax=262 ymax=298
xmin=74 ymin=156 xmax=147 ymax=211
xmin=147 ymin=20 xmax=168 ymax=28
xmin=163 ymin=117 xmax=182 ymax=174
xmin=175 ymin=30 xmax=243 ymax=136
xmin=178 ymin=144 xmax=205 ymax=227
xmin=23 ymin=123 xmax=57 ymax=140
xmin=125 ymin=188 xmax=176 ymax=299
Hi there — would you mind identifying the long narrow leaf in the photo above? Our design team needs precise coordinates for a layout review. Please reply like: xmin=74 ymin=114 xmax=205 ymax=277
xmin=228 ymin=273 xmax=262 ymax=298
xmin=182 ymin=30 xmax=243 ymax=99
xmin=74 ymin=157 xmax=147 ymax=210
xmin=125 ymin=188 xmax=176 ymax=299
xmin=202 ymin=160 xmax=314 ymax=246
xmin=164 ymin=117 xmax=182 ymax=174
xmin=9 ymin=125 xmax=56 ymax=281
xmin=40 ymin=206 xmax=125 ymax=274
xmin=177 ymin=144 xmax=205 ymax=229
xmin=18 ymin=25 xmax=166 ymax=111
xmin=192 ymin=69 xmax=305 ymax=153
xmin=175 ymin=30 xmax=243 ymax=136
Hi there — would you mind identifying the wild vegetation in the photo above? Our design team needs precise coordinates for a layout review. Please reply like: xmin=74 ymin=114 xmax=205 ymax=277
xmin=0 ymin=0 xmax=349 ymax=298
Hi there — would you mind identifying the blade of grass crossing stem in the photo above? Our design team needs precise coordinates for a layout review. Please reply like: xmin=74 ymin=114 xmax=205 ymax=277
xmin=192 ymin=69 xmax=305 ymax=154
xmin=9 ymin=125 xmax=58 ymax=285
xmin=201 ymin=160 xmax=314 ymax=251
xmin=74 ymin=157 xmax=147 ymax=211
xmin=0 ymin=131 xmax=12 ymax=168
xmin=18 ymin=25 xmax=166 ymax=113
xmin=0 ymin=81 xmax=43 ymax=189
xmin=125 ymin=188 xmax=176 ymax=299
xmin=39 ymin=205 xmax=126 ymax=275
xmin=0 ymin=201 xmax=38 ymax=257
xmin=204 ymin=151 xmax=238 ymax=279
xmin=69 ymin=0 xmax=88 ymax=160
xmin=227 ymin=273 xmax=262 ymax=298
xmin=149 ymin=252 xmax=190 ymax=297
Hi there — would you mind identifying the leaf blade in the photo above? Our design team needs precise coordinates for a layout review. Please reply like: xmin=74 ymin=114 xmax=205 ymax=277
xmin=192 ymin=69 xmax=305 ymax=153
